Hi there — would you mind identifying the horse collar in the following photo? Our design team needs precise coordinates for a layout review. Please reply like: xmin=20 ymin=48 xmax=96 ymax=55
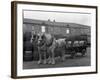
xmin=46 ymin=38 xmax=54 ymax=47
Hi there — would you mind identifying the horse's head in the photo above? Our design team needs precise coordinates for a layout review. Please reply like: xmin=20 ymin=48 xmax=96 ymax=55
xmin=32 ymin=34 xmax=39 ymax=41
xmin=30 ymin=32 xmax=39 ymax=45
xmin=37 ymin=33 xmax=46 ymax=47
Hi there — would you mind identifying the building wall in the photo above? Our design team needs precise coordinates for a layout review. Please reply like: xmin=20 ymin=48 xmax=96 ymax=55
xmin=23 ymin=23 xmax=90 ymax=38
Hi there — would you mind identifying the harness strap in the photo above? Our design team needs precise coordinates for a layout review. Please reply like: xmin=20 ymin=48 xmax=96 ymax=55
xmin=46 ymin=37 xmax=54 ymax=47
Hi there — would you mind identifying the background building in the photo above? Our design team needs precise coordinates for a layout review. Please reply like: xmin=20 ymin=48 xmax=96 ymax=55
xmin=23 ymin=18 xmax=90 ymax=38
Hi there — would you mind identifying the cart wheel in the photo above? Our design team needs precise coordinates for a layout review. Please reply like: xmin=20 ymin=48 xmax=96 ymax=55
xmin=81 ymin=49 xmax=86 ymax=56
xmin=70 ymin=51 xmax=76 ymax=59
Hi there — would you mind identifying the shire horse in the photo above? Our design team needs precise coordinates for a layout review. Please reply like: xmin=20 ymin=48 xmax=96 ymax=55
xmin=37 ymin=32 xmax=66 ymax=64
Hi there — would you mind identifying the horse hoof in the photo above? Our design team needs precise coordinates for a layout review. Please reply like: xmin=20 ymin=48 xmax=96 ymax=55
xmin=51 ymin=63 xmax=55 ymax=65
xmin=48 ymin=61 xmax=51 ymax=64
xmin=38 ymin=61 xmax=42 ymax=64
xmin=51 ymin=62 xmax=55 ymax=65
xmin=62 ymin=59 xmax=65 ymax=62
xmin=43 ymin=61 xmax=47 ymax=64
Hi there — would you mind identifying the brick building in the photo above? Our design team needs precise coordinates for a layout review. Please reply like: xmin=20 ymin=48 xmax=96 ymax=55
xmin=23 ymin=18 xmax=90 ymax=38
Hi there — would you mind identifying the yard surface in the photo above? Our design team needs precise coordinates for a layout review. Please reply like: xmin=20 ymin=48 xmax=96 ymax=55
xmin=23 ymin=47 xmax=91 ymax=69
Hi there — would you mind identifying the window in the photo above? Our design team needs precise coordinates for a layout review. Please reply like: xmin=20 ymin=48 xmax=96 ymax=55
xmin=66 ymin=28 xmax=70 ymax=34
xmin=41 ymin=26 xmax=45 ymax=32
xmin=32 ymin=26 xmax=34 ymax=31
xmin=32 ymin=26 xmax=35 ymax=34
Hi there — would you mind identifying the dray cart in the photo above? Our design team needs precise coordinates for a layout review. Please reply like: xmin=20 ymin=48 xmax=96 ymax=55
xmin=65 ymin=34 xmax=89 ymax=58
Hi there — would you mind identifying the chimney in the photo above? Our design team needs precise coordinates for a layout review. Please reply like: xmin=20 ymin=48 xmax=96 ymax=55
xmin=48 ymin=19 xmax=50 ymax=22
xmin=53 ymin=19 xmax=55 ymax=22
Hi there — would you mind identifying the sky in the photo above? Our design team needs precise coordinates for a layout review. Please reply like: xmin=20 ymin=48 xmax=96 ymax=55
xmin=24 ymin=10 xmax=91 ymax=26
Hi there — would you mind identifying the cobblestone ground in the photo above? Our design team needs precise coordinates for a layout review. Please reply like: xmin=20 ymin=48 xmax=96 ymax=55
xmin=23 ymin=47 xmax=91 ymax=69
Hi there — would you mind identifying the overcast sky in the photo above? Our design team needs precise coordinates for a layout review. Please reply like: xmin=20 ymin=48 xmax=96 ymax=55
xmin=24 ymin=10 xmax=91 ymax=26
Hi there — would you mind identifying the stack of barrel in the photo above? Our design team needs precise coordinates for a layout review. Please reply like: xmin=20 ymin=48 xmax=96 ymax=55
xmin=23 ymin=32 xmax=33 ymax=61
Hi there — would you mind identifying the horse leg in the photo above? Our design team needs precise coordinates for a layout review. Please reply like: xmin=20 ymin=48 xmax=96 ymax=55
xmin=38 ymin=49 xmax=42 ymax=64
xmin=62 ymin=51 xmax=65 ymax=61
xmin=43 ymin=51 xmax=47 ymax=64
xmin=48 ymin=50 xmax=52 ymax=64
xmin=61 ymin=48 xmax=66 ymax=62
xmin=51 ymin=49 xmax=55 ymax=64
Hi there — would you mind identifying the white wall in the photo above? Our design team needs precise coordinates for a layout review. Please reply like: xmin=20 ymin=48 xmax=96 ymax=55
xmin=0 ymin=0 xmax=99 ymax=80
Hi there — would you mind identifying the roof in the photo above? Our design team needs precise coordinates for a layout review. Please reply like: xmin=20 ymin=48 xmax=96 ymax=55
xmin=23 ymin=18 xmax=90 ymax=29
